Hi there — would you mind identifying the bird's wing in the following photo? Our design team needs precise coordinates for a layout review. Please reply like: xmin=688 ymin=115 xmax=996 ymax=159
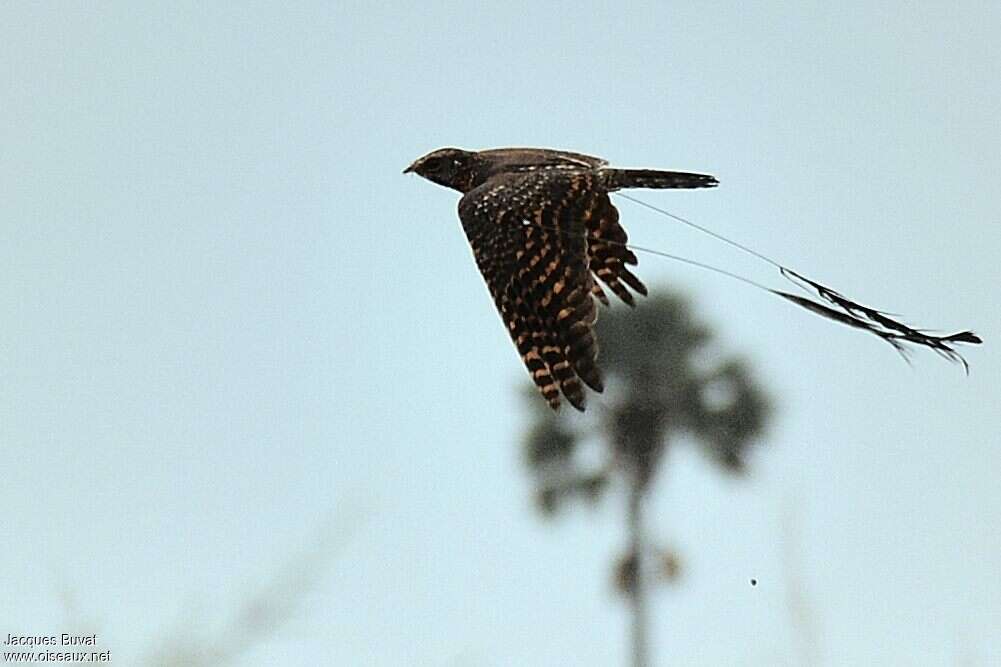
xmin=458 ymin=170 xmax=603 ymax=411
xmin=585 ymin=194 xmax=648 ymax=306
xmin=476 ymin=147 xmax=608 ymax=170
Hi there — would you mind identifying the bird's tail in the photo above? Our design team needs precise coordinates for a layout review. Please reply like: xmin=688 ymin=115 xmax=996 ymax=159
xmin=600 ymin=168 xmax=718 ymax=191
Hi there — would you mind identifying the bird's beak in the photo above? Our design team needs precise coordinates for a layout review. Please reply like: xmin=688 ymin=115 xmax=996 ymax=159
xmin=403 ymin=162 xmax=417 ymax=174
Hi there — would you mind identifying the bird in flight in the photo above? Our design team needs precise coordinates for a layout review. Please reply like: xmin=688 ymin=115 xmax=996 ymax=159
xmin=404 ymin=146 xmax=981 ymax=412
xmin=404 ymin=147 xmax=718 ymax=411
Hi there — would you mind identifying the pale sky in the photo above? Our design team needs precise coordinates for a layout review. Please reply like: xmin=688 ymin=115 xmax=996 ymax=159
xmin=2 ymin=3 xmax=998 ymax=665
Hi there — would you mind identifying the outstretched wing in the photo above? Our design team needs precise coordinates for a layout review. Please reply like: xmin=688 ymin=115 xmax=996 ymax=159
xmin=585 ymin=194 xmax=648 ymax=306
xmin=458 ymin=170 xmax=604 ymax=411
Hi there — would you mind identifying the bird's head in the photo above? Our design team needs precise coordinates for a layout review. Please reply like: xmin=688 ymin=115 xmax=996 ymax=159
xmin=404 ymin=148 xmax=479 ymax=192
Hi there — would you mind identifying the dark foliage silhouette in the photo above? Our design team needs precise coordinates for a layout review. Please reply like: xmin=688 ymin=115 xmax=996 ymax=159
xmin=521 ymin=290 xmax=771 ymax=667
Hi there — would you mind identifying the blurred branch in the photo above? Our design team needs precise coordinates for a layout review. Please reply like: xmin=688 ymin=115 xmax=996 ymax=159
xmin=143 ymin=507 xmax=370 ymax=666
xmin=780 ymin=498 xmax=821 ymax=667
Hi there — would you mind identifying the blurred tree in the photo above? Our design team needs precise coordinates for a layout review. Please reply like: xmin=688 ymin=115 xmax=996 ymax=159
xmin=521 ymin=290 xmax=771 ymax=667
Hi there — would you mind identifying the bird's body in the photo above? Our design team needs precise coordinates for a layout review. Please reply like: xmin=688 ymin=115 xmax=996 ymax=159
xmin=405 ymin=147 xmax=718 ymax=411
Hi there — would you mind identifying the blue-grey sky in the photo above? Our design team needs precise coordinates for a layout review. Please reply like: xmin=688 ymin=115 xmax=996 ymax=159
xmin=2 ymin=2 xmax=998 ymax=665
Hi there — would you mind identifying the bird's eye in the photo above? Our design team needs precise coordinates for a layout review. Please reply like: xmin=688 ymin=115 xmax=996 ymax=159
xmin=423 ymin=157 xmax=443 ymax=171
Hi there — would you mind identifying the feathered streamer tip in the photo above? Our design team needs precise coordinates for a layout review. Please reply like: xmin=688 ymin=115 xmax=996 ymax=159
xmin=540 ymin=193 xmax=983 ymax=372
xmin=774 ymin=268 xmax=982 ymax=373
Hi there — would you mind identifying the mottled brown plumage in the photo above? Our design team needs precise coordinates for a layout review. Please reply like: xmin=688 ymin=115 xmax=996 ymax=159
xmin=404 ymin=147 xmax=717 ymax=411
